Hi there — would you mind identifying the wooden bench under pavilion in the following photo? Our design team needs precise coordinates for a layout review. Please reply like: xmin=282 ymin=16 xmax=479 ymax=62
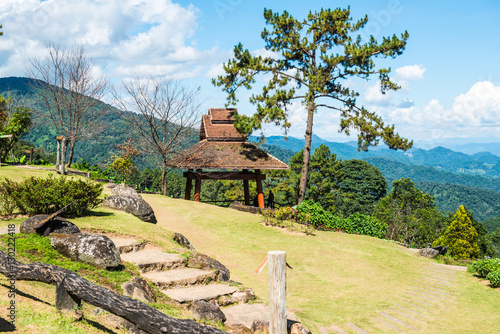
xmin=165 ymin=108 xmax=289 ymax=208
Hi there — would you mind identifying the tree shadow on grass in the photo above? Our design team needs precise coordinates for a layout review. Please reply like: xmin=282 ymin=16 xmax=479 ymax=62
xmin=0 ymin=283 xmax=51 ymax=306
xmin=0 ymin=316 xmax=16 ymax=332
xmin=84 ymin=210 xmax=114 ymax=217
xmin=83 ymin=319 xmax=119 ymax=334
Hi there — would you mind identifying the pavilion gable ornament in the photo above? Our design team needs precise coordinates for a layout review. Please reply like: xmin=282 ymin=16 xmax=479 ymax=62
xmin=166 ymin=108 xmax=288 ymax=208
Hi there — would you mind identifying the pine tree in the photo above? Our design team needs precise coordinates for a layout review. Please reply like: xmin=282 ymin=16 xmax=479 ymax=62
xmin=434 ymin=205 xmax=480 ymax=260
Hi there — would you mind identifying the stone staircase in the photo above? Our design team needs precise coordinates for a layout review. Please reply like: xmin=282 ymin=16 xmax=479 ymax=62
xmin=108 ymin=235 xmax=261 ymax=306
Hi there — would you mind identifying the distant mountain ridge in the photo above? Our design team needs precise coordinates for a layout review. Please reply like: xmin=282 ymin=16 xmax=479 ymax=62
xmin=251 ymin=135 xmax=500 ymax=179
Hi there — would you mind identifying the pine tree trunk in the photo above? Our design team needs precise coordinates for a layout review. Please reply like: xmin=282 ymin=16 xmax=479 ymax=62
xmin=297 ymin=99 xmax=315 ymax=204
xmin=67 ymin=138 xmax=76 ymax=168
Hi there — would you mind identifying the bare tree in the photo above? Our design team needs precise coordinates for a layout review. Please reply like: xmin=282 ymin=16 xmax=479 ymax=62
xmin=113 ymin=76 xmax=202 ymax=196
xmin=26 ymin=44 xmax=109 ymax=167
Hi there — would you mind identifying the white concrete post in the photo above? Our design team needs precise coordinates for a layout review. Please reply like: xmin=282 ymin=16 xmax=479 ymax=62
xmin=268 ymin=250 xmax=287 ymax=334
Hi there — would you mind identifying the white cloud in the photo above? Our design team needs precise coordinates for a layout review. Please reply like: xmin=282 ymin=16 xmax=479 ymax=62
xmin=395 ymin=64 xmax=426 ymax=81
xmin=383 ymin=81 xmax=500 ymax=141
xmin=365 ymin=81 xmax=393 ymax=106
xmin=0 ymin=0 xmax=219 ymax=80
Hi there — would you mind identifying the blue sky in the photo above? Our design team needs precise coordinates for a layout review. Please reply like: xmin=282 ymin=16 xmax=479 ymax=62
xmin=1 ymin=0 xmax=499 ymax=148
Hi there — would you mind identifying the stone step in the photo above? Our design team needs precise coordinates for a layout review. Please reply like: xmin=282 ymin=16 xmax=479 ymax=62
xmin=162 ymin=284 xmax=238 ymax=303
xmin=222 ymin=303 xmax=297 ymax=329
xmin=121 ymin=249 xmax=186 ymax=273
xmin=108 ymin=236 xmax=147 ymax=254
xmin=142 ymin=268 xmax=216 ymax=288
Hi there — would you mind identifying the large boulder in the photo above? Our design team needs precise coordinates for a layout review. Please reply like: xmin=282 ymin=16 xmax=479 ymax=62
xmin=50 ymin=233 xmax=121 ymax=269
xmin=190 ymin=301 xmax=226 ymax=323
xmin=110 ymin=184 xmax=141 ymax=198
xmin=188 ymin=253 xmax=230 ymax=281
xmin=102 ymin=195 xmax=157 ymax=224
xmin=20 ymin=214 xmax=80 ymax=235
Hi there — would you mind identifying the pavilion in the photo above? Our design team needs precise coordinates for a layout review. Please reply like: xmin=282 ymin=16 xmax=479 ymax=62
xmin=165 ymin=108 xmax=289 ymax=208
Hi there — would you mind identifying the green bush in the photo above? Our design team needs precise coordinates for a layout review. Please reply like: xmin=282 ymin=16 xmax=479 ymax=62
xmin=469 ymin=258 xmax=500 ymax=278
xmin=297 ymin=200 xmax=338 ymax=229
xmin=486 ymin=269 xmax=500 ymax=288
xmin=296 ymin=200 xmax=387 ymax=238
xmin=0 ymin=175 xmax=103 ymax=217
xmin=343 ymin=213 xmax=387 ymax=238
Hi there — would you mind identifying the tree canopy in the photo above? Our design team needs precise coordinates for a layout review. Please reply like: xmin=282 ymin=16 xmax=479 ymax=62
xmin=0 ymin=96 xmax=32 ymax=163
xmin=374 ymin=178 xmax=443 ymax=247
xmin=434 ymin=205 xmax=480 ymax=260
xmin=214 ymin=7 xmax=412 ymax=203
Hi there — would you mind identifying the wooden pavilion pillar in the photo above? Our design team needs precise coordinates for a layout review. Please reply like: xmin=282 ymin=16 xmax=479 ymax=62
xmin=243 ymin=169 xmax=250 ymax=206
xmin=184 ymin=169 xmax=193 ymax=200
xmin=256 ymin=169 xmax=265 ymax=208
xmin=194 ymin=169 xmax=202 ymax=202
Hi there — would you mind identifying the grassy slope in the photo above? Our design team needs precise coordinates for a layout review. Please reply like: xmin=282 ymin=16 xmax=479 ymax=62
xmin=1 ymin=165 xmax=500 ymax=333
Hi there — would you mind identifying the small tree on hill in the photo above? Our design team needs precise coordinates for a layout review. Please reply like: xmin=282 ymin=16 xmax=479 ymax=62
xmin=213 ymin=7 xmax=412 ymax=204
xmin=374 ymin=178 xmax=443 ymax=247
xmin=434 ymin=205 xmax=480 ymax=260
xmin=108 ymin=138 xmax=140 ymax=184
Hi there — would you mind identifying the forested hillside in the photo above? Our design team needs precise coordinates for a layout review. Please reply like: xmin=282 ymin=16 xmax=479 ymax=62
xmin=416 ymin=182 xmax=500 ymax=221
xmin=259 ymin=135 xmax=500 ymax=178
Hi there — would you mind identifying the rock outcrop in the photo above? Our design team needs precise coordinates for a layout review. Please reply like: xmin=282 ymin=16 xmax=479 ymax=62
xmin=188 ymin=253 xmax=230 ymax=281
xmin=20 ymin=214 xmax=80 ymax=235
xmin=102 ymin=195 xmax=157 ymax=224
xmin=50 ymin=233 xmax=121 ymax=269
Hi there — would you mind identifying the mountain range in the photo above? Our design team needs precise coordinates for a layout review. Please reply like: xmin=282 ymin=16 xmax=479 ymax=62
xmin=1 ymin=76 xmax=499 ymax=223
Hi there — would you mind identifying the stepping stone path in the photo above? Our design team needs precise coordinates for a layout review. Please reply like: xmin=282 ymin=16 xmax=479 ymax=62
xmin=107 ymin=235 xmax=271 ymax=320
xmin=319 ymin=262 xmax=466 ymax=334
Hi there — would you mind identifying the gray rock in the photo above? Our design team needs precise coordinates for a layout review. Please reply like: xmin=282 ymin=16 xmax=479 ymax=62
xmin=102 ymin=195 xmax=157 ymax=224
xmin=251 ymin=320 xmax=269 ymax=334
xmin=188 ymin=253 xmax=230 ymax=281
xmin=244 ymin=288 xmax=255 ymax=301
xmin=290 ymin=323 xmax=312 ymax=334
xmin=226 ymin=324 xmax=252 ymax=334
xmin=232 ymin=291 xmax=248 ymax=304
xmin=173 ymin=232 xmax=196 ymax=250
xmin=111 ymin=184 xmax=141 ymax=198
xmin=418 ymin=248 xmax=439 ymax=258
xmin=190 ymin=300 xmax=226 ymax=323
xmin=219 ymin=295 xmax=233 ymax=306
xmin=122 ymin=277 xmax=156 ymax=303
xmin=50 ymin=233 xmax=121 ymax=269
xmin=20 ymin=214 xmax=80 ymax=235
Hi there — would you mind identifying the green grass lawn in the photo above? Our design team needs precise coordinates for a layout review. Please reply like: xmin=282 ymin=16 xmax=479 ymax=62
xmin=1 ymin=166 xmax=500 ymax=333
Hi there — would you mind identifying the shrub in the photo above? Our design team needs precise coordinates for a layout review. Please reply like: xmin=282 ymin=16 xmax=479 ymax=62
xmin=469 ymin=258 xmax=500 ymax=278
xmin=343 ymin=213 xmax=387 ymax=238
xmin=296 ymin=200 xmax=387 ymax=238
xmin=0 ymin=175 xmax=103 ymax=217
xmin=486 ymin=269 xmax=500 ymax=288
xmin=297 ymin=200 xmax=337 ymax=228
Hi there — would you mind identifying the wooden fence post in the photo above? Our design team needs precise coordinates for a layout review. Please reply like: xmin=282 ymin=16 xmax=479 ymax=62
xmin=56 ymin=137 xmax=61 ymax=168
xmin=60 ymin=137 xmax=66 ymax=175
xmin=268 ymin=250 xmax=286 ymax=334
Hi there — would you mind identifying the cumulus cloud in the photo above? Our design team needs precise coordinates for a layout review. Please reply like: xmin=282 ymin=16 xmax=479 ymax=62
xmin=0 ymin=0 xmax=219 ymax=80
xmin=395 ymin=64 xmax=426 ymax=81
xmin=384 ymin=81 xmax=500 ymax=141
